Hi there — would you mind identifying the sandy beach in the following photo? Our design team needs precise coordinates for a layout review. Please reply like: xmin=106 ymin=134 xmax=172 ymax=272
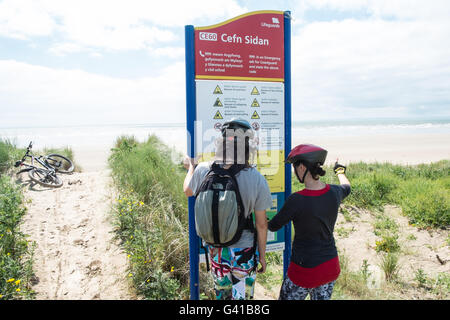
xmin=295 ymin=132 xmax=450 ymax=166
xmin=72 ymin=145 xmax=112 ymax=172
xmin=72 ymin=131 xmax=450 ymax=172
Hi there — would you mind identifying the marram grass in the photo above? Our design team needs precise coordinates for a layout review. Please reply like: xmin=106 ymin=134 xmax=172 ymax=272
xmin=0 ymin=138 xmax=36 ymax=300
xmin=109 ymin=135 xmax=193 ymax=299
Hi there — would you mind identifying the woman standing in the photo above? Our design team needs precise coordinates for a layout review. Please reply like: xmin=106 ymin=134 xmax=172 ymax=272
xmin=268 ymin=144 xmax=351 ymax=300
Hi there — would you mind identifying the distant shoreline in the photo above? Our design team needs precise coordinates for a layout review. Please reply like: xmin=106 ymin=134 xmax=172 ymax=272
xmin=1 ymin=120 xmax=449 ymax=172
xmin=68 ymin=131 xmax=450 ymax=172
xmin=1 ymin=115 xmax=450 ymax=130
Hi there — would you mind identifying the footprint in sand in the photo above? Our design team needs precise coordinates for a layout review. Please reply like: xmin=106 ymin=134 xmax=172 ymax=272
xmin=77 ymin=218 xmax=90 ymax=229
xmin=73 ymin=239 xmax=88 ymax=248
xmin=86 ymin=260 xmax=102 ymax=276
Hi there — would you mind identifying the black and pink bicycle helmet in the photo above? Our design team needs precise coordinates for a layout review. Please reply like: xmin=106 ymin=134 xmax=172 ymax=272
xmin=287 ymin=144 xmax=327 ymax=165
xmin=286 ymin=144 xmax=328 ymax=182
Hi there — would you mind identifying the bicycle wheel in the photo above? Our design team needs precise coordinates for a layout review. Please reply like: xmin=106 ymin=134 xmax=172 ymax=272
xmin=45 ymin=153 xmax=74 ymax=173
xmin=28 ymin=168 xmax=63 ymax=188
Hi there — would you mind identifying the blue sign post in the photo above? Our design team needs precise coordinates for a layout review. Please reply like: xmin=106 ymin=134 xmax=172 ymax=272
xmin=185 ymin=10 xmax=292 ymax=300
xmin=283 ymin=11 xmax=292 ymax=278
xmin=184 ymin=25 xmax=200 ymax=299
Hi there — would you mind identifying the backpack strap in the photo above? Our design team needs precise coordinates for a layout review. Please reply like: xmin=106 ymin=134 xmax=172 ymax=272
xmin=211 ymin=188 xmax=221 ymax=244
xmin=210 ymin=162 xmax=246 ymax=217
xmin=200 ymin=241 xmax=210 ymax=272
xmin=252 ymin=219 xmax=258 ymax=272
xmin=194 ymin=163 xmax=216 ymax=198
xmin=210 ymin=161 xmax=245 ymax=176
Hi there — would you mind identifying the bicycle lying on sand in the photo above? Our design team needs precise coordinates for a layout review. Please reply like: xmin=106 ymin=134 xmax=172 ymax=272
xmin=14 ymin=141 xmax=74 ymax=188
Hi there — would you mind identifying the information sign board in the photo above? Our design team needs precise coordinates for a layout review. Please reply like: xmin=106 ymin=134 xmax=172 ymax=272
xmin=195 ymin=80 xmax=285 ymax=193
xmin=195 ymin=11 xmax=284 ymax=81
xmin=185 ymin=10 xmax=291 ymax=299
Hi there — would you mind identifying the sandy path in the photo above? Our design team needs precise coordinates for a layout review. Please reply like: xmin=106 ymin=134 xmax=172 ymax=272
xmin=19 ymin=170 xmax=136 ymax=300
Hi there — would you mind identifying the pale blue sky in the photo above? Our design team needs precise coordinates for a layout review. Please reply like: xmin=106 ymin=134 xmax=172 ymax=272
xmin=0 ymin=0 xmax=449 ymax=127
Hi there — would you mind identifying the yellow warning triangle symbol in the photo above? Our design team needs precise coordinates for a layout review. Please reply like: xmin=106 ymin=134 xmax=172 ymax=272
xmin=251 ymin=98 xmax=260 ymax=107
xmin=213 ymin=110 xmax=223 ymax=119
xmin=251 ymin=110 xmax=260 ymax=119
xmin=251 ymin=86 xmax=259 ymax=95
xmin=214 ymin=98 xmax=223 ymax=107
xmin=213 ymin=85 xmax=223 ymax=94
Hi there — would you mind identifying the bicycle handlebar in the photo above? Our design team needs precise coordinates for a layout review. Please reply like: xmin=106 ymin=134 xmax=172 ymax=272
xmin=15 ymin=142 xmax=33 ymax=167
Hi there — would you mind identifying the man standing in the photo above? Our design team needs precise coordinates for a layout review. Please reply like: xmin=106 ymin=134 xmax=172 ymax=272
xmin=183 ymin=119 xmax=272 ymax=300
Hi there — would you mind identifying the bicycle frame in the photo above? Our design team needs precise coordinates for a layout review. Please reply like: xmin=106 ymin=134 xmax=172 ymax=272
xmin=16 ymin=143 xmax=56 ymax=175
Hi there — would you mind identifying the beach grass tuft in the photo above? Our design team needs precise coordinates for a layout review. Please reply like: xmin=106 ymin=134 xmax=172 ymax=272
xmin=0 ymin=139 xmax=24 ymax=175
xmin=395 ymin=178 xmax=449 ymax=228
xmin=0 ymin=175 xmax=36 ymax=300
xmin=43 ymin=146 xmax=81 ymax=172
xmin=333 ymin=251 xmax=378 ymax=300
xmin=109 ymin=134 xmax=192 ymax=299
xmin=0 ymin=138 xmax=36 ymax=300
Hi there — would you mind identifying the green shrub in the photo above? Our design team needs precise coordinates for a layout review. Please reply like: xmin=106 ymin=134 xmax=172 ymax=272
xmin=0 ymin=140 xmax=11 ymax=173
xmin=415 ymin=161 xmax=450 ymax=180
xmin=414 ymin=268 xmax=429 ymax=288
xmin=334 ymin=251 xmax=375 ymax=299
xmin=139 ymin=268 xmax=182 ymax=300
xmin=345 ymin=172 xmax=398 ymax=209
xmin=324 ymin=160 xmax=448 ymax=229
xmin=395 ymin=178 xmax=449 ymax=228
xmin=109 ymin=134 xmax=190 ymax=299
xmin=432 ymin=272 xmax=450 ymax=299
xmin=0 ymin=176 xmax=35 ymax=300
xmin=374 ymin=214 xmax=398 ymax=236
xmin=375 ymin=235 xmax=400 ymax=253
xmin=109 ymin=135 xmax=186 ymax=206
xmin=0 ymin=139 xmax=19 ymax=174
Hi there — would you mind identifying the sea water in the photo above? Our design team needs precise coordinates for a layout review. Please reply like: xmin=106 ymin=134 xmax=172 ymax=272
xmin=0 ymin=123 xmax=187 ymax=152
xmin=1 ymin=118 xmax=449 ymax=152
xmin=292 ymin=118 xmax=450 ymax=138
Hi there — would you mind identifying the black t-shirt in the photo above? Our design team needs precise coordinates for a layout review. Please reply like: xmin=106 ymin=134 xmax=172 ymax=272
xmin=268 ymin=184 xmax=351 ymax=268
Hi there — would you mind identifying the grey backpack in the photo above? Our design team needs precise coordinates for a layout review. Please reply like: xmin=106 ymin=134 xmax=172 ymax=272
xmin=194 ymin=162 xmax=254 ymax=247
